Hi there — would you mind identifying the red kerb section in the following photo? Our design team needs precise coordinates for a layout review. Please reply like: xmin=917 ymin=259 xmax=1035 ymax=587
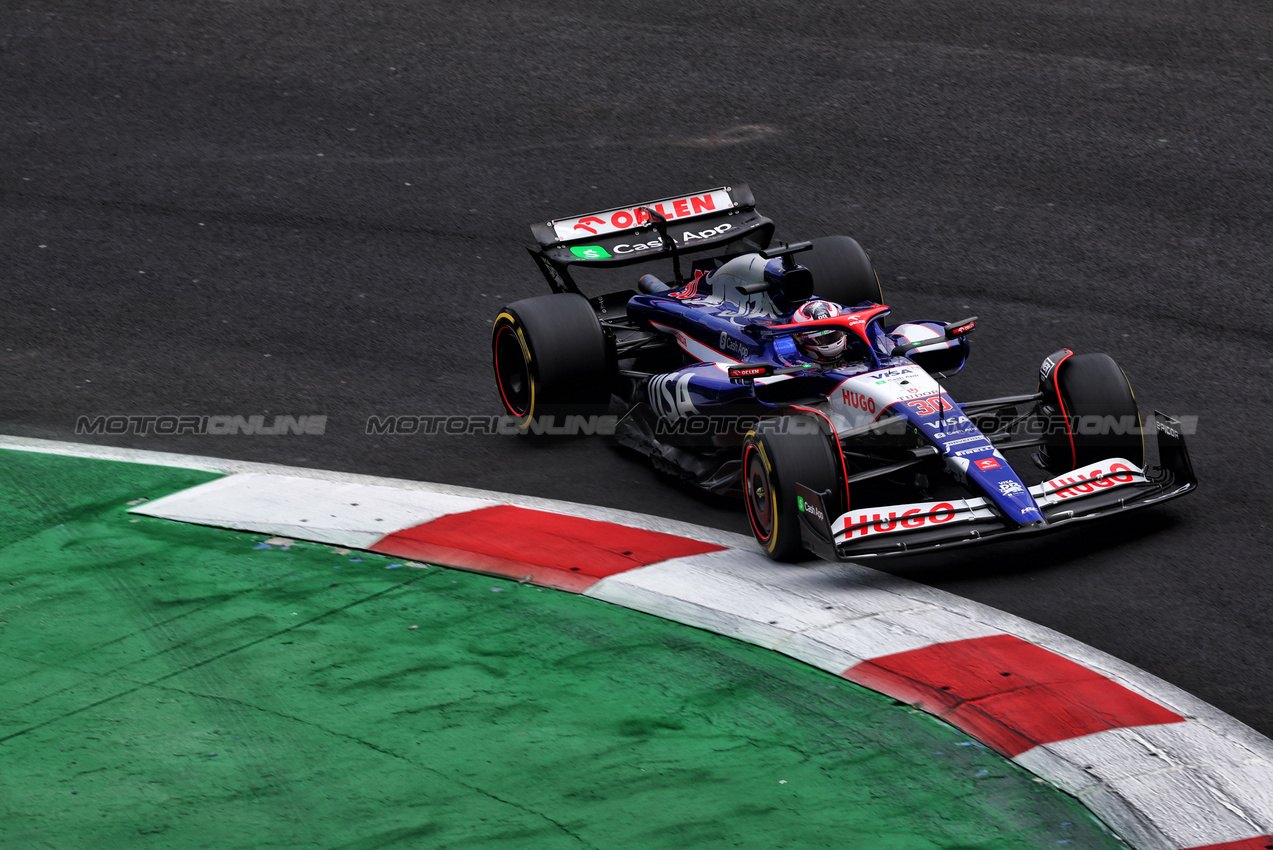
xmin=370 ymin=505 xmax=724 ymax=592
xmin=843 ymin=634 xmax=1185 ymax=757
xmin=1184 ymin=838 xmax=1273 ymax=850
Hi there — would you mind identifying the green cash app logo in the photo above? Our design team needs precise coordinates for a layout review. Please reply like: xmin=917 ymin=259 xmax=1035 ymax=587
xmin=571 ymin=245 xmax=612 ymax=259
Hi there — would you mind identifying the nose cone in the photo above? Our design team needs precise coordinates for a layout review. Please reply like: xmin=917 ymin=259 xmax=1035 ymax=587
xmin=947 ymin=455 xmax=1042 ymax=526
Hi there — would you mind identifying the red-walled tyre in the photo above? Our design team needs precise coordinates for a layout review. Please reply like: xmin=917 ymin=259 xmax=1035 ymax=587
xmin=742 ymin=416 xmax=845 ymax=561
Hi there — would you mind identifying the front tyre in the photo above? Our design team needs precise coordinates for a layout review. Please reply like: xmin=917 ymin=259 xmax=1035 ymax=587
xmin=1040 ymin=352 xmax=1144 ymax=473
xmin=491 ymin=293 xmax=612 ymax=430
xmin=742 ymin=416 xmax=844 ymax=561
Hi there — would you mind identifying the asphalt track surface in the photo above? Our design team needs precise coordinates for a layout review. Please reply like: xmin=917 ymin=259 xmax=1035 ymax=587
xmin=2 ymin=0 xmax=1271 ymax=742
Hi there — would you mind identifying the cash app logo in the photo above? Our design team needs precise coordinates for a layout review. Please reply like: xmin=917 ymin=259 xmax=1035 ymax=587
xmin=571 ymin=245 xmax=612 ymax=259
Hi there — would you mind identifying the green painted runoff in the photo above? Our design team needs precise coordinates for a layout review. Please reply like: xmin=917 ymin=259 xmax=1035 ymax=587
xmin=0 ymin=449 xmax=1126 ymax=848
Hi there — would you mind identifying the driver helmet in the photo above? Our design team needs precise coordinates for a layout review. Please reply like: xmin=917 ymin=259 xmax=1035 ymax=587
xmin=792 ymin=299 xmax=847 ymax=361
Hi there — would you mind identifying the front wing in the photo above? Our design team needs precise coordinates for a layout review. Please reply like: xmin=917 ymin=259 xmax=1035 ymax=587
xmin=795 ymin=411 xmax=1197 ymax=560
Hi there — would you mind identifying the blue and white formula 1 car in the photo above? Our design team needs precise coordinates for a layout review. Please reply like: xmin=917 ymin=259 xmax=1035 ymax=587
xmin=491 ymin=184 xmax=1196 ymax=561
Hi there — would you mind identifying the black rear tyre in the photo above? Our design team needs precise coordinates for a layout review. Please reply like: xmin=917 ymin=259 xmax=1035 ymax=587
xmin=491 ymin=293 xmax=612 ymax=429
xmin=800 ymin=235 xmax=885 ymax=307
xmin=742 ymin=417 xmax=845 ymax=561
xmin=1040 ymin=352 xmax=1144 ymax=473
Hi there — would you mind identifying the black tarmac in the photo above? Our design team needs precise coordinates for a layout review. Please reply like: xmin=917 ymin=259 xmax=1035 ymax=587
xmin=3 ymin=2 xmax=1271 ymax=735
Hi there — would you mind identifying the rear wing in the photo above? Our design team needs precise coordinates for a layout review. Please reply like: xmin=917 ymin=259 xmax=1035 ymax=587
xmin=528 ymin=184 xmax=775 ymax=294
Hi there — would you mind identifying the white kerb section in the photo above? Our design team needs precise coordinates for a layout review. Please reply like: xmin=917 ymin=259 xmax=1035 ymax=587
xmin=1016 ymin=724 xmax=1273 ymax=849
xmin=131 ymin=473 xmax=496 ymax=549
xmin=585 ymin=548 xmax=1005 ymax=667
